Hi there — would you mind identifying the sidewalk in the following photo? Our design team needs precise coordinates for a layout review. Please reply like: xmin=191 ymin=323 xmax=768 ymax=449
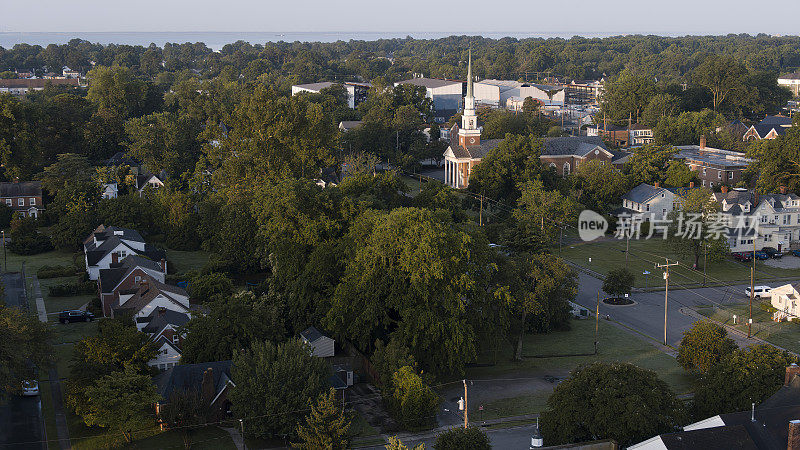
xmin=31 ymin=275 xmax=72 ymax=450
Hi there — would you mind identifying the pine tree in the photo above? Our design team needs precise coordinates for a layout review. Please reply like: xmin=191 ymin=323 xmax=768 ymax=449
xmin=292 ymin=388 xmax=351 ymax=450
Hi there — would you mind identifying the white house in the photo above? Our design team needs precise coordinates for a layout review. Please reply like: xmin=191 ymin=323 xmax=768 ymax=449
xmin=101 ymin=183 xmax=118 ymax=199
xmin=770 ymin=283 xmax=800 ymax=322
xmin=148 ymin=337 xmax=182 ymax=371
xmin=83 ymin=226 xmax=149 ymax=280
xmin=300 ymin=326 xmax=335 ymax=358
xmin=117 ymin=279 xmax=190 ymax=320
xmin=617 ymin=183 xmax=677 ymax=222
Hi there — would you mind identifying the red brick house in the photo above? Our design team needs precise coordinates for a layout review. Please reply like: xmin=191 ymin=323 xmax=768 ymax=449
xmin=0 ymin=181 xmax=44 ymax=218
xmin=539 ymin=136 xmax=616 ymax=175
xmin=97 ymin=255 xmax=166 ymax=317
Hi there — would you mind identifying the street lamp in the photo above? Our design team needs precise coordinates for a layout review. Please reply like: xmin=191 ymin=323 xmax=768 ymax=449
xmin=643 ymin=270 xmax=650 ymax=289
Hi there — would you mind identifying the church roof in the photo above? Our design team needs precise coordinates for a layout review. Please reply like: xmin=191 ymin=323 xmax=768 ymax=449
xmin=449 ymin=139 xmax=502 ymax=160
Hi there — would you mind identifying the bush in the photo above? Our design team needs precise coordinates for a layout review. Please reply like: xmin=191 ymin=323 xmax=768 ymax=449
xmin=677 ymin=320 xmax=737 ymax=374
xmin=37 ymin=265 xmax=76 ymax=279
xmin=433 ymin=427 xmax=491 ymax=450
xmin=8 ymin=216 xmax=52 ymax=256
xmin=602 ymin=268 xmax=635 ymax=298
xmin=390 ymin=366 xmax=441 ymax=431
xmin=188 ymin=272 xmax=233 ymax=302
xmin=48 ymin=281 xmax=96 ymax=297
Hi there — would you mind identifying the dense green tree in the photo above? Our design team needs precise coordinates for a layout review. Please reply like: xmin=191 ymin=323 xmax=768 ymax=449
xmin=692 ymin=55 xmax=747 ymax=112
xmin=746 ymin=120 xmax=800 ymax=193
xmin=230 ymin=339 xmax=330 ymax=438
xmin=0 ymin=304 xmax=51 ymax=399
xmin=623 ymin=144 xmax=677 ymax=185
xmin=49 ymin=181 xmax=100 ymax=251
xmin=7 ymin=216 xmax=52 ymax=255
xmin=124 ymin=111 xmax=202 ymax=177
xmin=692 ymin=345 xmax=797 ymax=418
xmin=667 ymin=187 xmax=728 ymax=268
xmin=574 ymin=159 xmax=630 ymax=213
xmin=641 ymin=93 xmax=680 ymax=127
xmin=602 ymin=268 xmax=635 ymax=298
xmin=433 ymin=427 xmax=491 ymax=450
xmin=81 ymin=368 xmax=160 ymax=443
xmin=37 ymin=153 xmax=93 ymax=194
xmin=653 ymin=110 xmax=725 ymax=146
xmin=180 ymin=291 xmax=286 ymax=364
xmin=467 ymin=134 xmax=544 ymax=204
xmin=600 ymin=68 xmax=658 ymax=123
xmin=663 ymin=159 xmax=699 ymax=188
xmin=540 ymin=362 xmax=685 ymax=446
xmin=505 ymin=179 xmax=578 ymax=252
xmin=187 ymin=272 xmax=233 ymax=302
xmin=325 ymin=208 xmax=493 ymax=376
xmin=371 ymin=338 xmax=418 ymax=389
xmin=390 ymin=366 xmax=441 ymax=430
xmin=293 ymin=388 xmax=352 ymax=450
xmin=677 ymin=321 xmax=738 ymax=375
xmin=160 ymin=390 xmax=209 ymax=450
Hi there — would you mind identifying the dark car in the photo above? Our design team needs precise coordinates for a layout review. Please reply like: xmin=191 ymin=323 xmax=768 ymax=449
xmin=754 ymin=251 xmax=770 ymax=260
xmin=58 ymin=310 xmax=94 ymax=324
xmin=793 ymin=250 xmax=800 ymax=257
xmin=732 ymin=252 xmax=753 ymax=262
xmin=762 ymin=247 xmax=783 ymax=259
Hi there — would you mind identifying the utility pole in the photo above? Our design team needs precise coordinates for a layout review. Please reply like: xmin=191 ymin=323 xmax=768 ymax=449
xmin=1 ymin=230 xmax=5 ymax=272
xmin=625 ymin=233 xmax=630 ymax=263
xmin=463 ymin=379 xmax=469 ymax=429
xmin=559 ymin=224 xmax=564 ymax=255
xmin=657 ymin=260 xmax=679 ymax=346
xmin=703 ymin=241 xmax=708 ymax=287
xmin=595 ymin=291 xmax=600 ymax=355
xmin=239 ymin=419 xmax=246 ymax=450
xmin=750 ymin=237 xmax=756 ymax=338
xmin=479 ymin=193 xmax=483 ymax=226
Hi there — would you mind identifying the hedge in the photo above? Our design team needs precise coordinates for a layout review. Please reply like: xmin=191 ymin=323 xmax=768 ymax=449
xmin=48 ymin=281 xmax=96 ymax=297
xmin=37 ymin=265 xmax=76 ymax=279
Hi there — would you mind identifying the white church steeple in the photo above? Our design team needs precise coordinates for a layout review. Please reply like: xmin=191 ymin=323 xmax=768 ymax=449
xmin=459 ymin=48 xmax=481 ymax=148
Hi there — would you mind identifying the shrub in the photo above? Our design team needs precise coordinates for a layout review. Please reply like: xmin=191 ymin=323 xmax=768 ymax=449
xmin=37 ymin=265 xmax=76 ymax=279
xmin=433 ymin=427 xmax=491 ymax=450
xmin=390 ymin=366 xmax=441 ymax=431
xmin=48 ymin=281 xmax=96 ymax=297
xmin=8 ymin=216 xmax=52 ymax=255
xmin=677 ymin=320 xmax=737 ymax=374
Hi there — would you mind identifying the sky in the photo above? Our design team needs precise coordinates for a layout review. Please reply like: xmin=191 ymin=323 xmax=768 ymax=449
xmin=1 ymin=0 xmax=798 ymax=36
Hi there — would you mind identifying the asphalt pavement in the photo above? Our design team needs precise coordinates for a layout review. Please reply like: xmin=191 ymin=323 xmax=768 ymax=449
xmin=0 ymin=272 xmax=45 ymax=450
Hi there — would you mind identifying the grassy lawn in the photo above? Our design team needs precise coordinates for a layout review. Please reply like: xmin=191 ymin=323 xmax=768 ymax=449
xmin=350 ymin=412 xmax=380 ymax=438
xmin=401 ymin=175 xmax=425 ymax=196
xmin=560 ymin=238 xmax=800 ymax=288
xmin=3 ymin=249 xmax=78 ymax=277
xmin=37 ymin=378 xmax=59 ymax=450
xmin=696 ymin=300 xmax=800 ymax=354
xmin=165 ymin=249 xmax=210 ymax=274
xmin=123 ymin=426 xmax=236 ymax=450
xmin=468 ymin=317 xmax=693 ymax=395
xmin=478 ymin=391 xmax=552 ymax=421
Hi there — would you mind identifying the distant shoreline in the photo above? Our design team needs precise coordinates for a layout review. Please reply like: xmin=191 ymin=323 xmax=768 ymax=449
xmin=3 ymin=31 xmax=785 ymax=51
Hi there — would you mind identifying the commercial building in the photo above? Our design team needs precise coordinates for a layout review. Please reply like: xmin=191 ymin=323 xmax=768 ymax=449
xmin=395 ymin=77 xmax=463 ymax=122
xmin=291 ymin=81 xmax=371 ymax=108
xmin=779 ymin=73 xmax=800 ymax=97
xmin=673 ymin=136 xmax=752 ymax=188
xmin=473 ymin=79 xmax=565 ymax=107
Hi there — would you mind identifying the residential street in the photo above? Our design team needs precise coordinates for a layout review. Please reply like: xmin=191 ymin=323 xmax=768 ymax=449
xmin=355 ymin=423 xmax=540 ymax=450
xmin=0 ymin=272 xmax=45 ymax=450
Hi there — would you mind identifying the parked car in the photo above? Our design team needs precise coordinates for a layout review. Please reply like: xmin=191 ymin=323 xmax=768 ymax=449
xmin=732 ymin=252 xmax=753 ymax=262
xmin=745 ymin=286 xmax=772 ymax=298
xmin=20 ymin=380 xmax=39 ymax=397
xmin=58 ymin=310 xmax=94 ymax=324
xmin=754 ymin=251 xmax=770 ymax=260
xmin=762 ymin=247 xmax=783 ymax=258
xmin=793 ymin=250 xmax=800 ymax=257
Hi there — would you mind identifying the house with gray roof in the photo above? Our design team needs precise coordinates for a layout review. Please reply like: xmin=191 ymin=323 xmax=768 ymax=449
xmin=115 ymin=277 xmax=190 ymax=320
xmin=0 ymin=181 xmax=44 ymax=218
xmin=713 ymin=186 xmax=800 ymax=253
xmin=153 ymin=360 xmax=234 ymax=423
xmin=98 ymin=255 xmax=166 ymax=316
xmin=300 ymin=326 xmax=335 ymax=358
xmin=616 ymin=182 xmax=678 ymax=222
xmin=83 ymin=225 xmax=165 ymax=280
xmin=743 ymin=116 xmax=794 ymax=141
xmin=540 ymin=136 xmax=615 ymax=176
xmin=673 ymin=136 xmax=752 ymax=188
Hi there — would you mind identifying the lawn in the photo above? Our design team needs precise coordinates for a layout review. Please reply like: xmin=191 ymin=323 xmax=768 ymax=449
xmin=122 ymin=426 xmax=236 ymax=450
xmin=2 ymin=249 xmax=78 ymax=277
xmin=560 ymin=238 xmax=800 ymax=289
xmin=350 ymin=412 xmax=380 ymax=438
xmin=165 ymin=249 xmax=211 ymax=274
xmin=477 ymin=391 xmax=552 ymax=421
xmin=37 ymin=378 xmax=59 ymax=450
xmin=467 ymin=317 xmax=693 ymax=395
xmin=696 ymin=300 xmax=800 ymax=354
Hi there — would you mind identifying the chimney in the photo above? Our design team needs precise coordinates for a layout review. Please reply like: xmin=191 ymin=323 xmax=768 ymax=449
xmin=157 ymin=306 xmax=166 ymax=316
xmin=201 ymin=368 xmax=215 ymax=405
xmin=786 ymin=363 xmax=800 ymax=386
xmin=789 ymin=420 xmax=800 ymax=450
xmin=159 ymin=258 xmax=167 ymax=273
xmin=699 ymin=134 xmax=707 ymax=150
xmin=721 ymin=186 xmax=729 ymax=194
xmin=111 ymin=252 xmax=118 ymax=265
xmin=781 ymin=186 xmax=788 ymax=195
xmin=654 ymin=181 xmax=660 ymax=188
xmin=689 ymin=181 xmax=695 ymax=188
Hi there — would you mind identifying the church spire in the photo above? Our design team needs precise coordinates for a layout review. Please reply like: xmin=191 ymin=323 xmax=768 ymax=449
xmin=466 ymin=48 xmax=473 ymax=99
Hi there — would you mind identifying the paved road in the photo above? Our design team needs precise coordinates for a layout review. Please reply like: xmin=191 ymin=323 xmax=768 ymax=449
xmin=0 ymin=272 xmax=45 ymax=450
xmin=572 ymin=271 xmax=788 ymax=348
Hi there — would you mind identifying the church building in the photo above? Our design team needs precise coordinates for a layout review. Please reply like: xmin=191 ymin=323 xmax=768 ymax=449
xmin=443 ymin=50 xmax=501 ymax=189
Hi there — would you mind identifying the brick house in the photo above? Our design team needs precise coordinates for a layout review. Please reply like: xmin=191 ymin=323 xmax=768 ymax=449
xmin=673 ymin=136 xmax=752 ymax=189
xmin=743 ymin=115 xmax=793 ymax=141
xmin=154 ymin=361 xmax=235 ymax=426
xmin=0 ymin=181 xmax=44 ymax=218
xmin=539 ymin=136 xmax=616 ymax=176
xmin=97 ymin=255 xmax=166 ymax=317
xmin=114 ymin=278 xmax=190 ymax=321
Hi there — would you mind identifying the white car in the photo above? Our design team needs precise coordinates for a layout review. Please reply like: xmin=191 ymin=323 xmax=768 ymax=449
xmin=745 ymin=286 xmax=772 ymax=298
xmin=21 ymin=380 xmax=39 ymax=397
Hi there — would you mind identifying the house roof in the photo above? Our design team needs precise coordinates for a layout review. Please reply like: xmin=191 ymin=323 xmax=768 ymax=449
xmin=760 ymin=115 xmax=793 ymax=127
xmin=339 ymin=121 xmax=363 ymax=130
xmin=98 ymin=254 xmax=163 ymax=291
xmin=85 ymin=237 xmax=139 ymax=266
xmin=294 ymin=81 xmax=337 ymax=91
xmin=301 ymin=326 xmax=329 ymax=343
xmin=153 ymin=335 xmax=182 ymax=354
xmin=623 ymin=183 xmax=668 ymax=204
xmin=396 ymin=78 xmax=461 ymax=89
xmin=448 ymin=139 xmax=502 ymax=160
xmin=141 ymin=308 xmax=190 ymax=334
xmin=84 ymin=225 xmax=145 ymax=247
xmin=779 ymin=73 xmax=800 ymax=81
xmin=657 ymin=425 xmax=759 ymax=449
xmin=542 ymin=136 xmax=609 ymax=158
xmin=0 ymin=181 xmax=42 ymax=197
xmin=115 ymin=279 xmax=189 ymax=315
xmin=673 ymin=146 xmax=751 ymax=168
xmin=752 ymin=124 xmax=788 ymax=139
xmin=104 ymin=152 xmax=137 ymax=167
xmin=153 ymin=360 xmax=233 ymax=401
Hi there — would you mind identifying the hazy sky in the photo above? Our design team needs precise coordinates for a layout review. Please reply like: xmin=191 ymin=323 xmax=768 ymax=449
xmin=2 ymin=0 xmax=798 ymax=35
